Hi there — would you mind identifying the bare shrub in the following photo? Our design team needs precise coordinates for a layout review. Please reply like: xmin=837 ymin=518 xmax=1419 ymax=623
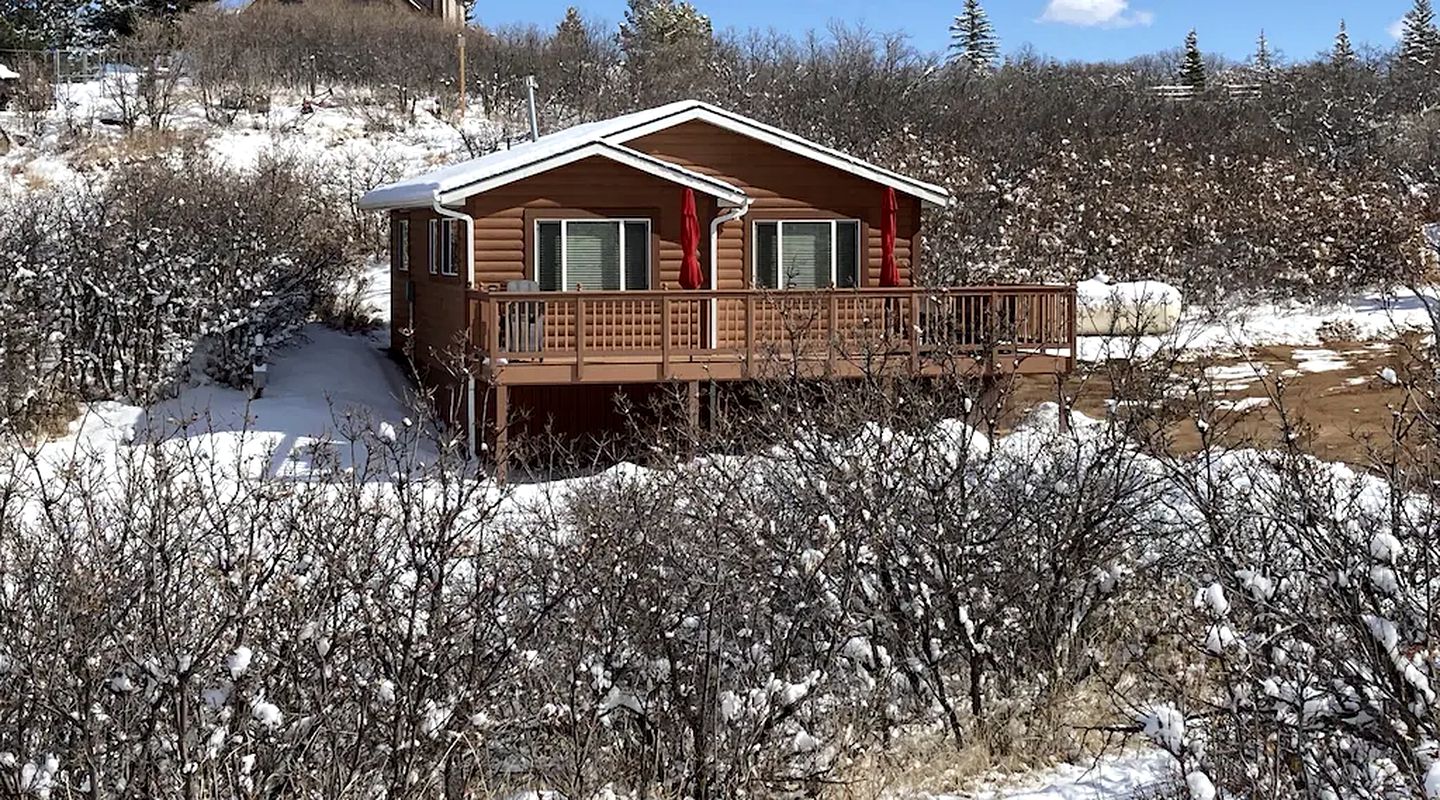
xmin=0 ymin=150 xmax=346 ymax=435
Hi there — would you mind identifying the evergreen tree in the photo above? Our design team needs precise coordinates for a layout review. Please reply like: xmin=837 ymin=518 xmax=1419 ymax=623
xmin=1180 ymin=29 xmax=1206 ymax=90
xmin=87 ymin=0 xmax=204 ymax=42
xmin=947 ymin=0 xmax=999 ymax=71
xmin=1331 ymin=20 xmax=1357 ymax=67
xmin=0 ymin=0 xmax=87 ymax=49
xmin=618 ymin=0 xmax=715 ymax=103
xmin=555 ymin=6 xmax=588 ymax=46
xmin=1399 ymin=0 xmax=1440 ymax=70
xmin=1253 ymin=29 xmax=1274 ymax=73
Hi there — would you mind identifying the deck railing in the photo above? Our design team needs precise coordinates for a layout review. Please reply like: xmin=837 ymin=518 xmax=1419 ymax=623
xmin=468 ymin=286 xmax=1076 ymax=382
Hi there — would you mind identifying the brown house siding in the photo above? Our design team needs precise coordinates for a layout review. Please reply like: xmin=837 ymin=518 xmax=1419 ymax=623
xmin=389 ymin=120 xmax=930 ymax=431
xmin=625 ymin=120 xmax=922 ymax=288
xmin=390 ymin=208 xmax=469 ymax=424
xmin=462 ymin=157 xmax=715 ymax=290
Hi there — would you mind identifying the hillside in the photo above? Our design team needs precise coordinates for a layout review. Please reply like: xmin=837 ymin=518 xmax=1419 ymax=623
xmin=3 ymin=7 xmax=1440 ymax=796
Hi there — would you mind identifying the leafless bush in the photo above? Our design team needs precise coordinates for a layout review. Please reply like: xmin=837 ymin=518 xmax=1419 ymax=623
xmin=1097 ymin=336 xmax=1440 ymax=799
xmin=0 ymin=150 xmax=347 ymax=435
xmin=12 ymin=57 xmax=54 ymax=136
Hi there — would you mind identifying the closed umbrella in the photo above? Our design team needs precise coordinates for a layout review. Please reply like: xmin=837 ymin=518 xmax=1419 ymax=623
xmin=880 ymin=187 xmax=900 ymax=288
xmin=679 ymin=188 xmax=703 ymax=290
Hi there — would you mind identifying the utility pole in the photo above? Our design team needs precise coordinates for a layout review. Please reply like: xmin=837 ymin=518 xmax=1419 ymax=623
xmin=456 ymin=33 xmax=467 ymax=117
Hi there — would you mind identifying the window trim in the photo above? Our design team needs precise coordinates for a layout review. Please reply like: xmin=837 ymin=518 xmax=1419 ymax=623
xmin=393 ymin=218 xmax=410 ymax=272
xmin=533 ymin=217 xmax=653 ymax=291
xmin=428 ymin=219 xmax=460 ymax=277
xmin=751 ymin=218 xmax=863 ymax=289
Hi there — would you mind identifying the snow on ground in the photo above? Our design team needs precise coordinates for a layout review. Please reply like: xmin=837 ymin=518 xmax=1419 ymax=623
xmin=1291 ymin=347 xmax=1351 ymax=373
xmin=911 ymin=749 xmax=1175 ymax=800
xmin=1 ymin=76 xmax=507 ymax=193
xmin=1079 ymin=287 xmax=1438 ymax=362
xmin=1203 ymin=362 xmax=1269 ymax=391
xmin=33 ymin=325 xmax=417 ymax=482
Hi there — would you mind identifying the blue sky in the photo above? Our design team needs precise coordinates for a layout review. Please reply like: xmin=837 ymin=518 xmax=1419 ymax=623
xmin=474 ymin=0 xmax=1416 ymax=63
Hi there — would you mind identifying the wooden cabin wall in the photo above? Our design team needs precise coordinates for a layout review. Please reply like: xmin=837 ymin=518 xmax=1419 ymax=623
xmin=461 ymin=157 xmax=713 ymax=291
xmin=626 ymin=120 xmax=923 ymax=288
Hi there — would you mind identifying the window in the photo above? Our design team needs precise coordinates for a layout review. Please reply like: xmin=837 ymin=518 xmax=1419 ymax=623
xmin=753 ymin=220 xmax=861 ymax=289
xmin=428 ymin=219 xmax=460 ymax=276
xmin=391 ymin=219 xmax=410 ymax=272
xmin=534 ymin=219 xmax=651 ymax=291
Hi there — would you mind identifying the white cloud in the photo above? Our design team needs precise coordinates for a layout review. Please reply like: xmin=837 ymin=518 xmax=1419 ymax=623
xmin=1039 ymin=0 xmax=1156 ymax=28
xmin=1388 ymin=18 xmax=1407 ymax=40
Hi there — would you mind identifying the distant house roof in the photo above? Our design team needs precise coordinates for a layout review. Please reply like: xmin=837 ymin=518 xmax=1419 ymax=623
xmin=358 ymin=100 xmax=952 ymax=211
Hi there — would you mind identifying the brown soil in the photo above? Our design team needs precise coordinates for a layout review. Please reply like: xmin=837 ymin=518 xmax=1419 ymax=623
xmin=1007 ymin=338 xmax=1425 ymax=465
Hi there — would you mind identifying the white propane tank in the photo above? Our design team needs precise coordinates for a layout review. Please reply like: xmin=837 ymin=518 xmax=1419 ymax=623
xmin=1076 ymin=274 xmax=1183 ymax=336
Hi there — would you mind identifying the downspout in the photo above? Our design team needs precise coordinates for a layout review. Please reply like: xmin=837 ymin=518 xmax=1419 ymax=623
xmin=432 ymin=189 xmax=479 ymax=453
xmin=708 ymin=199 xmax=750 ymax=348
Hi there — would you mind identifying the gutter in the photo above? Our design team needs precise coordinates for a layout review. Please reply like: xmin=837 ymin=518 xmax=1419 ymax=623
xmin=708 ymin=199 xmax=751 ymax=347
xmin=431 ymin=190 xmax=480 ymax=453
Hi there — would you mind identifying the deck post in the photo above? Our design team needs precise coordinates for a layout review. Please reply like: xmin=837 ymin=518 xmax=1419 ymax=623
xmin=493 ymin=382 xmax=509 ymax=483
xmin=744 ymin=295 xmax=756 ymax=378
xmin=686 ymin=380 xmax=700 ymax=430
xmin=1067 ymin=286 xmax=1078 ymax=373
xmin=661 ymin=296 xmax=672 ymax=380
xmin=1055 ymin=374 xmax=1071 ymax=435
xmin=575 ymin=297 xmax=587 ymax=382
xmin=826 ymin=293 xmax=839 ymax=377
xmin=909 ymin=294 xmax=921 ymax=373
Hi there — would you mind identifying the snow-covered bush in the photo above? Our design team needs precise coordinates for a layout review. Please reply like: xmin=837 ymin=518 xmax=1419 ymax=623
xmin=0 ymin=149 xmax=346 ymax=434
xmin=1121 ymin=354 xmax=1440 ymax=799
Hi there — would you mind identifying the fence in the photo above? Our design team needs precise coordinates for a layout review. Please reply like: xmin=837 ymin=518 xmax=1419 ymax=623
xmin=1151 ymin=82 xmax=1265 ymax=102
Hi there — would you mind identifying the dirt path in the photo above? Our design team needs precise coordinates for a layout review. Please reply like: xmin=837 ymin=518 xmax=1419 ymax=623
xmin=1010 ymin=339 xmax=1423 ymax=464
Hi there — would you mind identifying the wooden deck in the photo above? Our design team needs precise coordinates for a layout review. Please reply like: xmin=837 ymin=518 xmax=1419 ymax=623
xmin=468 ymin=285 xmax=1077 ymax=385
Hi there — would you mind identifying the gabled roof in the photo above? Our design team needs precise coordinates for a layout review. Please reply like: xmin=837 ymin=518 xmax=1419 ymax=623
xmin=358 ymin=100 xmax=951 ymax=211
xmin=358 ymin=137 xmax=748 ymax=210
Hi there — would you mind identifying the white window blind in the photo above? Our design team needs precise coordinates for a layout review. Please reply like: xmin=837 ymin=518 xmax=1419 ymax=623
xmin=753 ymin=219 xmax=862 ymax=289
xmin=534 ymin=219 xmax=651 ymax=291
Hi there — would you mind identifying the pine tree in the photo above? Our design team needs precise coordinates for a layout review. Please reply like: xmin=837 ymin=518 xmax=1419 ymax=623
xmin=1253 ymin=29 xmax=1274 ymax=73
xmin=948 ymin=0 xmax=999 ymax=72
xmin=1180 ymin=29 xmax=1206 ymax=90
xmin=87 ymin=0 xmax=204 ymax=42
xmin=555 ymin=6 xmax=587 ymax=45
xmin=0 ymin=0 xmax=87 ymax=49
xmin=1399 ymin=0 xmax=1440 ymax=70
xmin=1331 ymin=20 xmax=1357 ymax=67
xmin=619 ymin=0 xmax=715 ymax=103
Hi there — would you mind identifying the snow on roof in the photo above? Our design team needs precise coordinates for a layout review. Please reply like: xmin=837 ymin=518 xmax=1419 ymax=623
xmin=360 ymin=135 xmax=747 ymax=210
xmin=0 ymin=64 xmax=19 ymax=81
xmin=358 ymin=100 xmax=951 ymax=211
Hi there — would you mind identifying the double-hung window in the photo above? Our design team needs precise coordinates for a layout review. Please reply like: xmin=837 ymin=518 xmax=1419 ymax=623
xmin=428 ymin=219 xmax=460 ymax=276
xmin=535 ymin=219 xmax=650 ymax=291
xmin=753 ymin=220 xmax=862 ymax=289
xmin=391 ymin=219 xmax=410 ymax=272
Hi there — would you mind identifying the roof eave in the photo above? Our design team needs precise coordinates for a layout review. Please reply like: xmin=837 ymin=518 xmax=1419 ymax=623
xmin=358 ymin=184 xmax=439 ymax=211
xmin=604 ymin=102 xmax=951 ymax=208
xmin=429 ymin=141 xmax=747 ymax=208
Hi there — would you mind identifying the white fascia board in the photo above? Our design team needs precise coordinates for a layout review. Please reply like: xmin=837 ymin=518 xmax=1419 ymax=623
xmin=432 ymin=141 xmax=747 ymax=208
xmin=605 ymin=104 xmax=952 ymax=208
xmin=358 ymin=182 xmax=441 ymax=210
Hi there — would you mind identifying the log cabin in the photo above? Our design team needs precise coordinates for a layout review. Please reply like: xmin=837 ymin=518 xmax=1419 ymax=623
xmin=358 ymin=100 xmax=1076 ymax=473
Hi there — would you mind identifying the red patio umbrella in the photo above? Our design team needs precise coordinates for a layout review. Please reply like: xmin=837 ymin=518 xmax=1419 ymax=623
xmin=679 ymin=188 xmax=703 ymax=290
xmin=880 ymin=187 xmax=900 ymax=287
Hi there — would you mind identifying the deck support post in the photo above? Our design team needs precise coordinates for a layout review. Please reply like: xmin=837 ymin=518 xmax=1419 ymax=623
xmin=494 ymin=382 xmax=509 ymax=483
xmin=1055 ymin=374 xmax=1071 ymax=435
xmin=686 ymin=380 xmax=700 ymax=430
